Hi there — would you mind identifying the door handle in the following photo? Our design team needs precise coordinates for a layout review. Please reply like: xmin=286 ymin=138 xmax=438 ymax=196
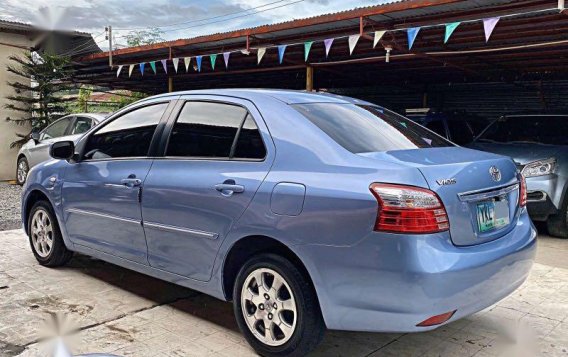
xmin=121 ymin=178 xmax=142 ymax=188
xmin=215 ymin=180 xmax=244 ymax=196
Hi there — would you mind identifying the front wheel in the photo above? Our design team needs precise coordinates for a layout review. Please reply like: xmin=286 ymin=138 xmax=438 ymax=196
xmin=16 ymin=156 xmax=29 ymax=185
xmin=234 ymin=254 xmax=325 ymax=357
xmin=28 ymin=201 xmax=73 ymax=266
xmin=547 ymin=196 xmax=568 ymax=238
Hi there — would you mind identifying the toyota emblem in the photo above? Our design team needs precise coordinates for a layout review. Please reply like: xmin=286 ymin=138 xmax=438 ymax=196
xmin=489 ymin=166 xmax=501 ymax=182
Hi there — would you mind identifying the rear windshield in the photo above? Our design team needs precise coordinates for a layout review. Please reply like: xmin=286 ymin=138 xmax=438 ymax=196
xmin=292 ymin=103 xmax=453 ymax=153
xmin=478 ymin=116 xmax=567 ymax=145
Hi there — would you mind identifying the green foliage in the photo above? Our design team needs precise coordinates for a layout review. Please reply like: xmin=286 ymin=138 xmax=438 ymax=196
xmin=4 ymin=52 xmax=73 ymax=148
xmin=125 ymin=28 xmax=165 ymax=47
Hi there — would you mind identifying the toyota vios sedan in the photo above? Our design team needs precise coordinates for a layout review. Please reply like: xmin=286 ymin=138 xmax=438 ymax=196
xmin=22 ymin=90 xmax=536 ymax=356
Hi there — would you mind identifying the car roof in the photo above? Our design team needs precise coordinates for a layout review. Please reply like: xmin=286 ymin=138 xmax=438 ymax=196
xmin=142 ymin=89 xmax=376 ymax=106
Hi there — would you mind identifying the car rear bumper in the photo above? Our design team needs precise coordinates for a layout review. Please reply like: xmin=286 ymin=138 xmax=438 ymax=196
xmin=297 ymin=212 xmax=537 ymax=332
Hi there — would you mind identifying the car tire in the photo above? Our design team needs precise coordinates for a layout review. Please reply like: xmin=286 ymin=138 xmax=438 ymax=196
xmin=16 ymin=156 xmax=29 ymax=186
xmin=233 ymin=253 xmax=325 ymax=357
xmin=28 ymin=201 xmax=73 ymax=266
xmin=547 ymin=197 xmax=568 ymax=238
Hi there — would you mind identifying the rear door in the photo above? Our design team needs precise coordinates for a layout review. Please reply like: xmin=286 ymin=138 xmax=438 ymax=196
xmin=141 ymin=96 xmax=274 ymax=281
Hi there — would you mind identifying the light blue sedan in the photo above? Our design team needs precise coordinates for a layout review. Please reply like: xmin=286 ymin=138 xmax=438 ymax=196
xmin=22 ymin=89 xmax=536 ymax=356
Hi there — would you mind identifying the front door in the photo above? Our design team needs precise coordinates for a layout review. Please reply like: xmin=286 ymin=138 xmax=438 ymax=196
xmin=28 ymin=116 xmax=74 ymax=167
xmin=142 ymin=97 xmax=274 ymax=281
xmin=62 ymin=102 xmax=171 ymax=264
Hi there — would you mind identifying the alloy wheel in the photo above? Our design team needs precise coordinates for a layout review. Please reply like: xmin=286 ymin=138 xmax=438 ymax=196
xmin=17 ymin=159 xmax=28 ymax=184
xmin=31 ymin=209 xmax=54 ymax=258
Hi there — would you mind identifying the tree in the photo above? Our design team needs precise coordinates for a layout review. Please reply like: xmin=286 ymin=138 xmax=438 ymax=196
xmin=125 ymin=28 xmax=165 ymax=47
xmin=4 ymin=52 xmax=73 ymax=148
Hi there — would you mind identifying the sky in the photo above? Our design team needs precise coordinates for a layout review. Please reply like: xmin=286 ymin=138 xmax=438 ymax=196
xmin=0 ymin=0 xmax=385 ymax=49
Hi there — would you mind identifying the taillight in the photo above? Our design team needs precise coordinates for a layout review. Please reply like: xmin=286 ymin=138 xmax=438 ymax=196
xmin=369 ymin=183 xmax=449 ymax=234
xmin=519 ymin=174 xmax=527 ymax=207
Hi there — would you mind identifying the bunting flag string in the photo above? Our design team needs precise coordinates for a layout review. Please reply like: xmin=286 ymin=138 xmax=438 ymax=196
xmin=348 ymin=35 xmax=360 ymax=55
xmin=324 ymin=38 xmax=334 ymax=57
xmin=139 ymin=62 xmax=145 ymax=76
xmin=444 ymin=22 xmax=460 ymax=43
xmin=184 ymin=57 xmax=191 ymax=72
xmin=128 ymin=64 xmax=134 ymax=77
xmin=304 ymin=41 xmax=313 ymax=62
xmin=483 ymin=17 xmax=500 ymax=42
xmin=149 ymin=61 xmax=157 ymax=74
xmin=223 ymin=52 xmax=230 ymax=68
xmin=257 ymin=47 xmax=266 ymax=64
xmin=210 ymin=54 xmax=217 ymax=70
xmin=407 ymin=27 xmax=420 ymax=49
xmin=196 ymin=56 xmax=203 ymax=72
xmin=161 ymin=59 xmax=168 ymax=74
xmin=373 ymin=30 xmax=386 ymax=48
xmin=116 ymin=65 xmax=123 ymax=77
xmin=278 ymin=45 xmax=287 ymax=64
xmin=172 ymin=58 xmax=179 ymax=73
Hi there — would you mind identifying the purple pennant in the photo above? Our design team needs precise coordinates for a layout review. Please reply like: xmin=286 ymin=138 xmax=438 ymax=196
xmin=161 ymin=59 xmax=168 ymax=74
xmin=196 ymin=56 xmax=202 ymax=72
xmin=483 ymin=17 xmax=500 ymax=42
xmin=324 ymin=38 xmax=334 ymax=57
xmin=223 ymin=52 xmax=230 ymax=68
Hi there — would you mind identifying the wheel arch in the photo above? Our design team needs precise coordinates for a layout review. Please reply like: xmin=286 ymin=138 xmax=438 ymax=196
xmin=222 ymin=235 xmax=317 ymax=302
xmin=23 ymin=189 xmax=51 ymax=235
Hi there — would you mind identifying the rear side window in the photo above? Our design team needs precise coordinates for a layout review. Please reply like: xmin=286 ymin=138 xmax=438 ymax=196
xmin=167 ymin=101 xmax=266 ymax=159
xmin=84 ymin=103 xmax=167 ymax=159
xmin=71 ymin=117 xmax=94 ymax=135
xmin=292 ymin=103 xmax=452 ymax=153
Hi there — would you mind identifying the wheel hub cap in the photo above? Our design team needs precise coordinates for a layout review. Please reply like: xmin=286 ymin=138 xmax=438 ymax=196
xmin=30 ymin=209 xmax=53 ymax=258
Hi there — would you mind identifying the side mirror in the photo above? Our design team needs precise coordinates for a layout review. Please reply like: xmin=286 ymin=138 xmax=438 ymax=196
xmin=30 ymin=131 xmax=40 ymax=144
xmin=50 ymin=141 xmax=75 ymax=160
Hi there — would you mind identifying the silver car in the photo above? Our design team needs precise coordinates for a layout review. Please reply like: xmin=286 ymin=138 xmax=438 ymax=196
xmin=16 ymin=113 xmax=105 ymax=185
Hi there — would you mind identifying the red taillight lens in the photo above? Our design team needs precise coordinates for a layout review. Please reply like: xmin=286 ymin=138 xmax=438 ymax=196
xmin=369 ymin=183 xmax=449 ymax=234
xmin=519 ymin=174 xmax=527 ymax=207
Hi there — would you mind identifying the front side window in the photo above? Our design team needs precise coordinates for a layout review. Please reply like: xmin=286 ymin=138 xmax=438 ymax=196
xmin=84 ymin=103 xmax=167 ymax=159
xmin=292 ymin=103 xmax=452 ymax=154
xmin=167 ymin=101 xmax=266 ymax=159
xmin=70 ymin=117 xmax=94 ymax=135
xmin=41 ymin=117 xmax=72 ymax=140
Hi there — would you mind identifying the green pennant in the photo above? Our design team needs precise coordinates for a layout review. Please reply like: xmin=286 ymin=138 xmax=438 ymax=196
xmin=149 ymin=61 xmax=157 ymax=74
xmin=444 ymin=22 xmax=461 ymax=44
xmin=210 ymin=54 xmax=217 ymax=70
xmin=304 ymin=41 xmax=313 ymax=62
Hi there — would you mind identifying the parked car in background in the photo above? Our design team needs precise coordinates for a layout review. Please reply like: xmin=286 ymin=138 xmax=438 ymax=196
xmin=406 ymin=109 xmax=490 ymax=146
xmin=470 ymin=114 xmax=568 ymax=238
xmin=16 ymin=113 xmax=106 ymax=185
xmin=22 ymin=90 xmax=535 ymax=356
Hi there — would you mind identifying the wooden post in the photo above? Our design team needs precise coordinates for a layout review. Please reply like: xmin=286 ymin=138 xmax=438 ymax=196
xmin=306 ymin=65 xmax=313 ymax=91
xmin=168 ymin=77 xmax=173 ymax=93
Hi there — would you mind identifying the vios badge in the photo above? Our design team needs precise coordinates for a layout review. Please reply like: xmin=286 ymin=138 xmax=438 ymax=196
xmin=489 ymin=166 xmax=502 ymax=182
xmin=436 ymin=178 xmax=456 ymax=186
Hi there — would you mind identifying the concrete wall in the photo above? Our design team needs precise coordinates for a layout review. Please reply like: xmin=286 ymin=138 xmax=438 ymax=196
xmin=0 ymin=32 xmax=32 ymax=181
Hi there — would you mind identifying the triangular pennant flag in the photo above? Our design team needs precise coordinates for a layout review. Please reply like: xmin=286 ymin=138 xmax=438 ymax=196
xmin=257 ymin=47 xmax=266 ymax=64
xmin=149 ymin=61 xmax=156 ymax=74
xmin=407 ymin=27 xmax=421 ymax=49
xmin=184 ymin=57 xmax=191 ymax=71
xmin=223 ymin=52 xmax=230 ymax=68
xmin=161 ymin=59 xmax=168 ymax=74
xmin=348 ymin=35 xmax=360 ymax=55
xmin=444 ymin=22 xmax=461 ymax=44
xmin=116 ymin=65 xmax=123 ymax=77
xmin=483 ymin=17 xmax=500 ymax=42
xmin=128 ymin=64 xmax=134 ymax=77
xmin=278 ymin=45 xmax=287 ymax=64
xmin=196 ymin=56 xmax=202 ymax=72
xmin=373 ymin=30 xmax=386 ymax=48
xmin=324 ymin=38 xmax=334 ymax=57
xmin=139 ymin=62 xmax=145 ymax=76
xmin=304 ymin=41 xmax=313 ymax=62
xmin=172 ymin=58 xmax=179 ymax=73
xmin=210 ymin=54 xmax=217 ymax=70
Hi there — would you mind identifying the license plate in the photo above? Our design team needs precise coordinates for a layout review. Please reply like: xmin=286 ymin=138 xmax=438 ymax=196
xmin=476 ymin=199 xmax=510 ymax=233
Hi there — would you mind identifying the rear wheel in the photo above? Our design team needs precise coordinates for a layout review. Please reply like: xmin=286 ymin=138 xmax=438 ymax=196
xmin=234 ymin=254 xmax=325 ymax=357
xmin=547 ymin=197 xmax=568 ymax=238
xmin=16 ymin=156 xmax=28 ymax=185
xmin=28 ymin=201 xmax=73 ymax=266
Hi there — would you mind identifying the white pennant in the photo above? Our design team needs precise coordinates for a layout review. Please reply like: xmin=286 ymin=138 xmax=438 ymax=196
xmin=184 ymin=57 xmax=191 ymax=71
xmin=348 ymin=35 xmax=360 ymax=55
xmin=257 ymin=48 xmax=266 ymax=64
xmin=128 ymin=64 xmax=134 ymax=77
xmin=172 ymin=58 xmax=179 ymax=73
xmin=116 ymin=65 xmax=123 ymax=77
xmin=373 ymin=30 xmax=386 ymax=48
